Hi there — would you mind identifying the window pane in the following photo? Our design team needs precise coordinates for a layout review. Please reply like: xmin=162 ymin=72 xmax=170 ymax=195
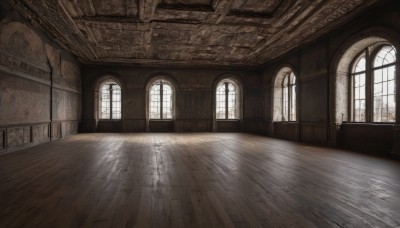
xmin=374 ymin=70 xmax=382 ymax=83
xmin=388 ymin=65 xmax=395 ymax=80
xmin=290 ymin=84 xmax=296 ymax=121
xmin=216 ymin=83 xmax=226 ymax=119
xmin=283 ymin=74 xmax=288 ymax=86
xmin=282 ymin=85 xmax=288 ymax=121
xmin=373 ymin=46 xmax=396 ymax=67
xmin=353 ymin=73 xmax=365 ymax=122
xmin=290 ymin=73 xmax=296 ymax=84
xmin=383 ymin=68 xmax=388 ymax=81
xmin=162 ymin=83 xmax=173 ymax=119
xmin=281 ymin=73 xmax=298 ymax=122
xmin=354 ymin=56 xmax=366 ymax=73
xmin=100 ymin=84 xmax=111 ymax=119
xmin=150 ymin=84 xmax=161 ymax=119
xmin=388 ymin=94 xmax=395 ymax=122
xmin=111 ymin=84 xmax=122 ymax=119
xmin=354 ymin=74 xmax=359 ymax=87
xmin=227 ymin=83 xmax=237 ymax=119
xmin=388 ymin=80 xmax=395 ymax=95
xmin=354 ymin=87 xmax=360 ymax=99
xmin=216 ymin=80 xmax=240 ymax=119
xmin=99 ymin=81 xmax=121 ymax=120
xmin=373 ymin=66 xmax=395 ymax=122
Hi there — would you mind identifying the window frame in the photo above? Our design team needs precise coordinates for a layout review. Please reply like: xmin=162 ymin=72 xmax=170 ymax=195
xmin=149 ymin=79 xmax=174 ymax=120
xmin=349 ymin=44 xmax=397 ymax=123
xmin=350 ymin=51 xmax=367 ymax=122
xmin=216 ymin=79 xmax=241 ymax=120
xmin=281 ymin=72 xmax=296 ymax=122
xmin=99 ymin=80 xmax=122 ymax=120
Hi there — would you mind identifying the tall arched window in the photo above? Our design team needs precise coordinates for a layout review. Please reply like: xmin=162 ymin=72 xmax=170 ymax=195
xmin=351 ymin=54 xmax=367 ymax=122
xmin=282 ymin=72 xmax=296 ymax=121
xmin=216 ymin=79 xmax=240 ymax=119
xmin=273 ymin=68 xmax=297 ymax=122
xmin=99 ymin=80 xmax=121 ymax=119
xmin=350 ymin=44 xmax=396 ymax=122
xmin=373 ymin=46 xmax=396 ymax=122
xmin=149 ymin=80 xmax=174 ymax=119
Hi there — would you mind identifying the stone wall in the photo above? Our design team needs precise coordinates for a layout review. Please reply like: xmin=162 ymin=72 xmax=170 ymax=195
xmin=0 ymin=9 xmax=81 ymax=154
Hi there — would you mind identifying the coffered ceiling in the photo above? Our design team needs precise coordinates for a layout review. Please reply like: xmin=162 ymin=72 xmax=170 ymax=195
xmin=18 ymin=0 xmax=380 ymax=67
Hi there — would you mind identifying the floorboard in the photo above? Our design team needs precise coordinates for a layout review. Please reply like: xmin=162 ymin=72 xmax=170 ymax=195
xmin=0 ymin=133 xmax=400 ymax=227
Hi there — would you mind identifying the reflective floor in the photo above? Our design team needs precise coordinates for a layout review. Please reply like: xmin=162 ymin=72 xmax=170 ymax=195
xmin=1 ymin=133 xmax=400 ymax=227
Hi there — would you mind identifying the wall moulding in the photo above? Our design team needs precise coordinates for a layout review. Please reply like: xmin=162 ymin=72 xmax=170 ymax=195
xmin=0 ymin=50 xmax=51 ymax=85
xmin=52 ymin=82 xmax=82 ymax=94
xmin=0 ymin=128 xmax=5 ymax=150
xmin=392 ymin=125 xmax=400 ymax=157
xmin=273 ymin=122 xmax=299 ymax=141
xmin=7 ymin=126 xmax=32 ymax=148
xmin=300 ymin=122 xmax=328 ymax=144
xmin=51 ymin=122 xmax=62 ymax=140
xmin=0 ymin=120 xmax=79 ymax=155
xmin=300 ymin=71 xmax=328 ymax=82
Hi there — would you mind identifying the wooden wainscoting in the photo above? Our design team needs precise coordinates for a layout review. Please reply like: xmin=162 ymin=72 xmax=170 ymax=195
xmin=273 ymin=122 xmax=299 ymax=140
xmin=216 ymin=120 xmax=241 ymax=132
xmin=341 ymin=123 xmax=393 ymax=153
xmin=0 ymin=120 xmax=80 ymax=154
xmin=0 ymin=122 xmax=50 ymax=154
xmin=300 ymin=122 xmax=328 ymax=144
xmin=149 ymin=120 xmax=174 ymax=132
xmin=175 ymin=119 xmax=212 ymax=132
xmin=97 ymin=120 xmax=123 ymax=132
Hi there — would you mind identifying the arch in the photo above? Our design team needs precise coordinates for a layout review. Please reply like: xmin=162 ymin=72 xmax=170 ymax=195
xmin=213 ymin=74 xmax=244 ymax=121
xmin=94 ymin=74 xmax=125 ymax=90
xmin=272 ymin=65 xmax=298 ymax=122
xmin=145 ymin=74 xmax=176 ymax=121
xmin=371 ymin=45 xmax=397 ymax=122
xmin=94 ymin=74 xmax=125 ymax=120
xmin=330 ymin=27 xmax=400 ymax=124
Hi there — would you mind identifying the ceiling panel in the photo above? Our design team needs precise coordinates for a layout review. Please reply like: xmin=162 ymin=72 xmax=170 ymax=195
xmin=19 ymin=0 xmax=382 ymax=67
xmin=230 ymin=0 xmax=282 ymax=14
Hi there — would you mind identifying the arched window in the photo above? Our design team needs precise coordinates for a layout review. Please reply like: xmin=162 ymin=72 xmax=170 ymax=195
xmin=149 ymin=79 xmax=174 ymax=119
xmin=273 ymin=68 xmax=297 ymax=122
xmin=351 ymin=54 xmax=366 ymax=122
xmin=282 ymin=72 xmax=296 ymax=121
xmin=349 ymin=44 xmax=396 ymax=122
xmin=216 ymin=79 xmax=240 ymax=119
xmin=373 ymin=46 xmax=396 ymax=122
xmin=99 ymin=80 xmax=121 ymax=119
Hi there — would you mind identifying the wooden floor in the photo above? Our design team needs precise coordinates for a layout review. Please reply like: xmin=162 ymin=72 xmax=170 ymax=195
xmin=1 ymin=133 xmax=400 ymax=228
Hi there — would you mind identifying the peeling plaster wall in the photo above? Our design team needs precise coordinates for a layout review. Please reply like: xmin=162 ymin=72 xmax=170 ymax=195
xmin=0 ymin=11 xmax=81 ymax=153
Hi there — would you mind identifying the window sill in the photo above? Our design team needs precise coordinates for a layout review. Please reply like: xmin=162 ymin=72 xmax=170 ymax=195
xmin=274 ymin=121 xmax=297 ymax=123
xmin=341 ymin=122 xmax=394 ymax=125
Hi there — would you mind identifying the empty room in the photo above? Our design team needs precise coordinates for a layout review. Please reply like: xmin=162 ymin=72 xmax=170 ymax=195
xmin=1 ymin=0 xmax=400 ymax=227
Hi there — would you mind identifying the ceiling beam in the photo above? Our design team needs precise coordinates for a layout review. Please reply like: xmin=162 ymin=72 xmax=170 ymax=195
xmin=212 ymin=0 xmax=234 ymax=24
xmin=126 ymin=0 xmax=138 ymax=17
xmin=139 ymin=0 xmax=159 ymax=22
xmin=58 ymin=1 xmax=99 ymax=59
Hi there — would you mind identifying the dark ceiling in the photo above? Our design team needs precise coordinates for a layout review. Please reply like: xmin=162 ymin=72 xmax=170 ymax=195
xmin=19 ymin=0 xmax=380 ymax=67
